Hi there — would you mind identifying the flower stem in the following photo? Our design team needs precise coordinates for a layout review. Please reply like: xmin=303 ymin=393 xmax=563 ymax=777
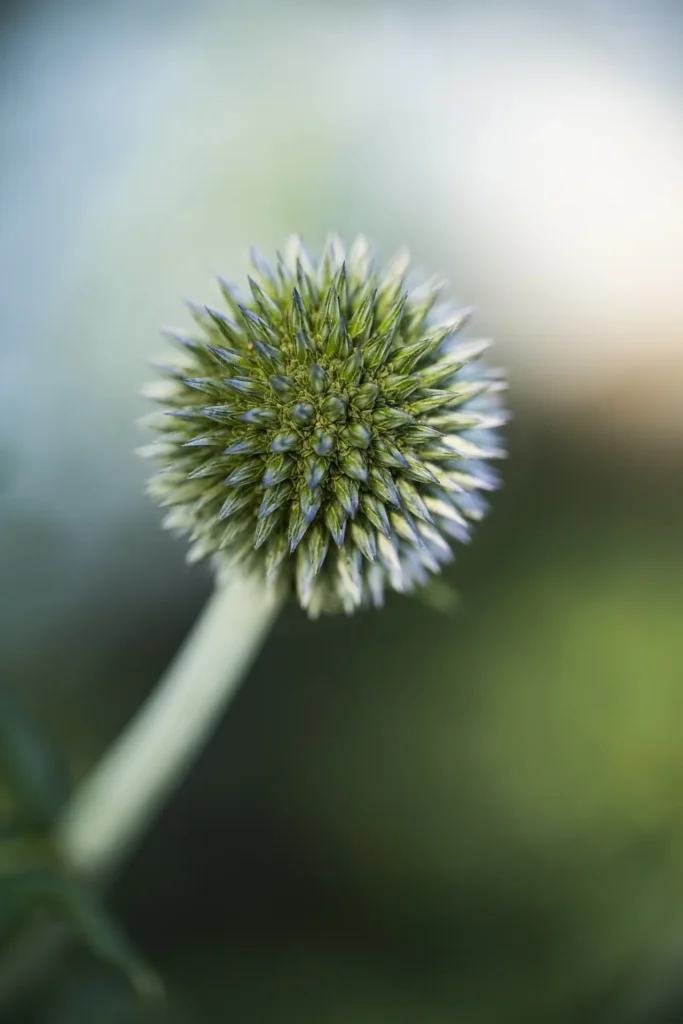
xmin=57 ymin=576 xmax=281 ymax=880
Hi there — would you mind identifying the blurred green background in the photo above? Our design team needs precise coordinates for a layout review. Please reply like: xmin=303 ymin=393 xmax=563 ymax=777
xmin=2 ymin=0 xmax=683 ymax=1020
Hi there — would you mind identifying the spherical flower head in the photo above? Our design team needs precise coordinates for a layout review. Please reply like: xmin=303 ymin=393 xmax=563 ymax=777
xmin=143 ymin=235 xmax=508 ymax=616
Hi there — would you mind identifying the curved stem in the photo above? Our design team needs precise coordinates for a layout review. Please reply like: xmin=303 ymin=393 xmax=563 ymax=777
xmin=57 ymin=575 xmax=282 ymax=880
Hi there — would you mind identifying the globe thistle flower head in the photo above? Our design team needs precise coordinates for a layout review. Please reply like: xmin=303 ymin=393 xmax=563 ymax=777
xmin=143 ymin=236 xmax=507 ymax=616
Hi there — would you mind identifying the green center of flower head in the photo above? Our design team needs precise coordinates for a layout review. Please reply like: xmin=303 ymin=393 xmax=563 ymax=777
xmin=143 ymin=235 xmax=508 ymax=616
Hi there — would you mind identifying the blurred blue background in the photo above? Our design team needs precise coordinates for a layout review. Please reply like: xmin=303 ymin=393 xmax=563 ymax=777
xmin=2 ymin=0 xmax=683 ymax=1020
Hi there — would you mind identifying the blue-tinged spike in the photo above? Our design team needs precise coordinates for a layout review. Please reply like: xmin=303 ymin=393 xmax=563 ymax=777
xmin=251 ymin=338 xmax=284 ymax=373
xmin=340 ymin=423 xmax=372 ymax=449
xmin=324 ymin=501 xmax=347 ymax=548
xmin=206 ymin=344 xmax=245 ymax=367
xmin=240 ymin=407 xmax=278 ymax=426
xmin=258 ymin=481 xmax=293 ymax=519
xmin=333 ymin=475 xmax=359 ymax=519
xmin=263 ymin=454 xmax=294 ymax=487
xmin=351 ymin=382 xmax=380 ymax=410
xmin=271 ymin=430 xmax=301 ymax=453
xmin=217 ymin=490 xmax=252 ymax=519
xmin=291 ymin=402 xmax=316 ymax=425
xmin=307 ymin=523 xmax=330 ymax=575
xmin=372 ymin=437 xmax=409 ymax=469
xmin=312 ymin=428 xmax=335 ymax=456
xmin=307 ymin=364 xmax=329 ymax=394
xmin=300 ymin=485 xmax=323 ymax=523
xmin=368 ymin=465 xmax=401 ymax=507
xmin=361 ymin=494 xmax=391 ymax=538
xmin=253 ymin=510 xmax=281 ymax=549
xmin=224 ymin=460 xmax=263 ymax=487
xmin=268 ymin=375 xmax=297 ymax=401
xmin=304 ymin=454 xmax=327 ymax=489
xmin=223 ymin=377 xmax=263 ymax=396
xmin=223 ymin=437 xmax=263 ymax=456
xmin=320 ymin=394 xmax=347 ymax=422
xmin=339 ymin=449 xmax=368 ymax=482
xmin=288 ymin=502 xmax=311 ymax=552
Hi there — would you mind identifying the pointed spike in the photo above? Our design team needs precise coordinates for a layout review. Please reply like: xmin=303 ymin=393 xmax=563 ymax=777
xmin=249 ymin=248 xmax=276 ymax=286
xmin=258 ymin=481 xmax=293 ymax=519
xmin=239 ymin=305 xmax=275 ymax=341
xmin=350 ymin=521 xmax=377 ymax=563
xmin=382 ymin=374 xmax=421 ymax=402
xmin=265 ymin=533 xmax=289 ymax=578
xmin=268 ymin=375 xmax=297 ymax=402
xmin=324 ymin=501 xmax=347 ymax=548
xmin=161 ymin=327 xmax=200 ymax=351
xmin=312 ymin=427 xmax=336 ymax=456
xmin=402 ymin=452 xmax=439 ymax=484
xmin=206 ymin=344 xmax=246 ymax=367
xmin=182 ymin=377 xmax=223 ymax=396
xmin=216 ymin=278 xmax=244 ymax=318
xmin=347 ymin=286 xmax=376 ymax=342
xmin=390 ymin=510 xmax=423 ymax=546
xmin=406 ymin=389 xmax=457 ymax=415
xmin=289 ymin=288 xmax=308 ymax=334
xmin=291 ymin=401 xmax=316 ymax=425
xmin=320 ymin=394 xmax=347 ymax=422
xmin=304 ymin=454 xmax=328 ymax=490
xmin=223 ymin=437 xmax=264 ymax=456
xmin=307 ymin=523 xmax=330 ymax=575
xmin=224 ymin=459 xmax=263 ymax=487
xmin=401 ymin=424 xmax=443 ymax=446
xmin=372 ymin=437 xmax=409 ymax=469
xmin=295 ymin=544 xmax=316 ymax=608
xmin=307 ymin=364 xmax=329 ymax=394
xmin=348 ymin=235 xmax=373 ymax=281
xmin=248 ymin=275 xmax=280 ymax=317
xmin=379 ymin=246 xmax=411 ymax=296
xmin=378 ymin=291 xmax=407 ymax=335
xmin=361 ymin=494 xmax=391 ymax=538
xmin=252 ymin=338 xmax=284 ymax=372
xmin=325 ymin=301 xmax=351 ymax=358
xmin=263 ymin=453 xmax=294 ymax=487
xmin=351 ymin=382 xmax=380 ymax=410
xmin=372 ymin=407 xmax=414 ymax=430
xmin=389 ymin=337 xmax=433 ymax=374
xmin=339 ymin=449 xmax=368 ymax=482
xmin=185 ymin=300 xmax=214 ymax=329
xmin=396 ymin=478 xmax=434 ymax=523
xmin=424 ymin=494 xmax=468 ymax=526
xmin=217 ymin=490 xmax=252 ymax=520
xmin=337 ymin=547 xmax=364 ymax=608
xmin=253 ymin=510 xmax=282 ymax=549
xmin=205 ymin=307 xmax=244 ymax=345
xmin=299 ymin=485 xmax=323 ymax=523
xmin=333 ymin=475 xmax=360 ymax=519
xmin=340 ymin=423 xmax=372 ymax=449
xmin=368 ymin=465 xmax=401 ymax=507
xmin=415 ymin=356 xmax=468 ymax=389
xmin=339 ymin=349 xmax=364 ymax=384
xmin=240 ymin=407 xmax=278 ymax=426
xmin=362 ymin=330 xmax=394 ymax=369
xmin=288 ymin=501 xmax=311 ymax=552
xmin=270 ymin=430 xmax=301 ymax=453
xmin=223 ymin=377 xmax=263 ymax=397
xmin=293 ymin=328 xmax=316 ymax=363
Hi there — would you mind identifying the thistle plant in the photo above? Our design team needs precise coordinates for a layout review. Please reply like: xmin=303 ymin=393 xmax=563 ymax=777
xmin=44 ymin=236 xmax=508 ymax=990
xmin=144 ymin=235 xmax=507 ymax=616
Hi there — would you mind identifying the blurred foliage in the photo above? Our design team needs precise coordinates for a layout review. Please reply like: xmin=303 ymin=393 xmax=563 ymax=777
xmin=7 ymin=425 xmax=683 ymax=1022
xmin=0 ymin=691 xmax=159 ymax=1011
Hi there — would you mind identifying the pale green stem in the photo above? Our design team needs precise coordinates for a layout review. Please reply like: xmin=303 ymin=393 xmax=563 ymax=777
xmin=57 ymin=575 xmax=282 ymax=880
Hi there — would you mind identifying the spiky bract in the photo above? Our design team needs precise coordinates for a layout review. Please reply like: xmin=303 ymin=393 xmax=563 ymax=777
xmin=143 ymin=235 xmax=507 ymax=616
